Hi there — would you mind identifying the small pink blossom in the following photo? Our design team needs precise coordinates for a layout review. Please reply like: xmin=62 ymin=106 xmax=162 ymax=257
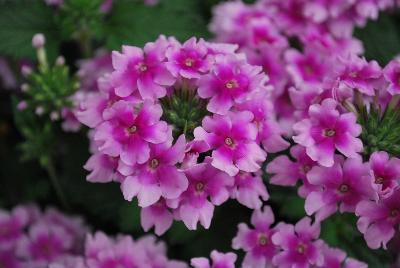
xmin=356 ymin=189 xmax=400 ymax=249
xmin=383 ymin=59 xmax=400 ymax=95
xmin=305 ymin=158 xmax=373 ymax=221
xmin=334 ymin=55 xmax=382 ymax=96
xmin=120 ymin=135 xmax=188 ymax=207
xmin=197 ymin=55 xmax=266 ymax=115
xmin=272 ymin=217 xmax=324 ymax=268
xmin=230 ymin=171 xmax=269 ymax=209
xmin=111 ymin=40 xmax=175 ymax=99
xmin=140 ymin=198 xmax=174 ymax=236
xmin=178 ymin=159 xmax=233 ymax=230
xmin=293 ymin=98 xmax=363 ymax=167
xmin=232 ymin=206 xmax=278 ymax=268
xmin=369 ymin=151 xmax=400 ymax=200
xmin=191 ymin=250 xmax=237 ymax=268
xmin=165 ymin=37 xmax=209 ymax=79
xmin=194 ymin=111 xmax=266 ymax=176
xmin=0 ymin=206 xmax=29 ymax=250
xmin=94 ymin=100 xmax=169 ymax=166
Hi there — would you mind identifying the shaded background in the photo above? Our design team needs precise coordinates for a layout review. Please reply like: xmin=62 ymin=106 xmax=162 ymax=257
xmin=0 ymin=0 xmax=400 ymax=266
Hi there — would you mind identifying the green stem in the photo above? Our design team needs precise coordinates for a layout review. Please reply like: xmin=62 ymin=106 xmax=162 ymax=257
xmin=45 ymin=158 xmax=70 ymax=210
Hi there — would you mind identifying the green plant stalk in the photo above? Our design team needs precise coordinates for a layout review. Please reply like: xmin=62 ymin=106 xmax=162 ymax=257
xmin=45 ymin=158 xmax=70 ymax=210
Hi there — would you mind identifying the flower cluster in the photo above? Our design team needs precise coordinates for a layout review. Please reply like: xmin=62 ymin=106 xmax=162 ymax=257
xmin=212 ymin=0 xmax=400 ymax=252
xmin=232 ymin=206 xmax=367 ymax=268
xmin=78 ymin=35 xmax=286 ymax=234
xmin=0 ymin=204 xmax=189 ymax=268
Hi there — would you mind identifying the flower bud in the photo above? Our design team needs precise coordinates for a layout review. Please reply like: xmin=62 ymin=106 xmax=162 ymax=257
xmin=32 ymin=33 xmax=45 ymax=49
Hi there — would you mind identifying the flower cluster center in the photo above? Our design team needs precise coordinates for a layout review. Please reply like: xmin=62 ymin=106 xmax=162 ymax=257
xmin=258 ymin=234 xmax=269 ymax=246
xmin=339 ymin=184 xmax=349 ymax=193
xmin=324 ymin=128 xmax=336 ymax=137
xmin=224 ymin=137 xmax=234 ymax=147
xmin=127 ymin=125 xmax=137 ymax=134
xmin=150 ymin=158 xmax=159 ymax=169
xmin=185 ymin=58 xmax=194 ymax=67
xmin=136 ymin=62 xmax=148 ymax=73
xmin=374 ymin=176 xmax=384 ymax=184
xmin=296 ymin=243 xmax=306 ymax=254
xmin=195 ymin=182 xmax=205 ymax=192
xmin=225 ymin=79 xmax=238 ymax=89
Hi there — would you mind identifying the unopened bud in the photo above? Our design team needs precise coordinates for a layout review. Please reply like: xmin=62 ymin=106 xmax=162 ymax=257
xmin=21 ymin=65 xmax=32 ymax=77
xmin=55 ymin=56 xmax=65 ymax=66
xmin=35 ymin=106 xmax=45 ymax=116
xmin=17 ymin=101 xmax=28 ymax=111
xmin=32 ymin=33 xmax=45 ymax=49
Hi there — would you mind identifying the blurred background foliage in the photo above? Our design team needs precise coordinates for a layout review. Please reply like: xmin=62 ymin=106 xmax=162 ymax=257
xmin=0 ymin=0 xmax=399 ymax=266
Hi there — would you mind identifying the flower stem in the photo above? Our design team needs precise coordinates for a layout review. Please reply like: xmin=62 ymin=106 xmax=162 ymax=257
xmin=45 ymin=158 xmax=70 ymax=210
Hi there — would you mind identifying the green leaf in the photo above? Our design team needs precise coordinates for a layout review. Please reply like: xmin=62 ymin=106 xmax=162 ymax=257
xmin=354 ymin=12 xmax=400 ymax=65
xmin=104 ymin=0 xmax=210 ymax=50
xmin=0 ymin=0 xmax=61 ymax=60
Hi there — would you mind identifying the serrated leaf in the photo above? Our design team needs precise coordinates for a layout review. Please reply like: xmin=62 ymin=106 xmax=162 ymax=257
xmin=0 ymin=0 xmax=61 ymax=60
xmin=104 ymin=0 xmax=210 ymax=50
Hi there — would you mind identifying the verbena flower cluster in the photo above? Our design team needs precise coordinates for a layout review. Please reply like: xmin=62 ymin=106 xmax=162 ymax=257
xmin=232 ymin=206 xmax=367 ymax=268
xmin=209 ymin=0 xmax=400 ymax=253
xmin=78 ymin=35 xmax=287 ymax=234
xmin=0 ymin=204 xmax=212 ymax=268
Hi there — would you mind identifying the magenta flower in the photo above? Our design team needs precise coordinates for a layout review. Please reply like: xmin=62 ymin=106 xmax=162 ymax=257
xmin=230 ymin=171 xmax=269 ymax=209
xmin=271 ymin=217 xmax=324 ymax=268
xmin=305 ymin=158 xmax=373 ymax=221
xmin=285 ymin=49 xmax=327 ymax=89
xmin=194 ymin=111 xmax=266 ymax=176
xmin=94 ymin=100 xmax=169 ymax=166
xmin=232 ymin=206 xmax=278 ymax=268
xmin=85 ymin=232 xmax=143 ymax=268
xmin=111 ymin=39 xmax=175 ymax=99
xmin=165 ymin=37 xmax=209 ymax=79
xmin=369 ymin=151 xmax=400 ymax=200
xmin=335 ymin=55 xmax=382 ymax=96
xmin=267 ymin=145 xmax=317 ymax=187
xmin=0 ymin=206 xmax=29 ymax=250
xmin=178 ymin=159 xmax=233 ymax=230
xmin=16 ymin=222 xmax=73 ymax=263
xmin=236 ymin=95 xmax=289 ymax=153
xmin=383 ymin=59 xmax=400 ymax=95
xmin=76 ymin=93 xmax=107 ymax=128
xmin=120 ymin=135 xmax=188 ymax=207
xmin=0 ymin=250 xmax=20 ymax=268
xmin=191 ymin=250 xmax=237 ymax=268
xmin=197 ymin=55 xmax=266 ymax=115
xmin=320 ymin=243 xmax=367 ymax=268
xmin=356 ymin=189 xmax=400 ymax=249
xmin=140 ymin=198 xmax=174 ymax=236
xmin=247 ymin=17 xmax=288 ymax=49
xmin=84 ymin=153 xmax=121 ymax=183
xmin=293 ymin=98 xmax=363 ymax=167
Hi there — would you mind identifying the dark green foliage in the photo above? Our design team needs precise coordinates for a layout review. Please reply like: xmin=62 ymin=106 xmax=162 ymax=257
xmin=0 ymin=0 xmax=61 ymax=60
xmin=104 ymin=0 xmax=210 ymax=50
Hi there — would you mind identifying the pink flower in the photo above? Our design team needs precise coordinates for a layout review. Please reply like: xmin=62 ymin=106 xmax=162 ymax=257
xmin=267 ymin=145 xmax=317 ymax=187
xmin=271 ymin=217 xmax=324 ymax=268
xmin=94 ymin=100 xmax=169 ymax=166
xmin=76 ymin=93 xmax=108 ymax=128
xmin=230 ymin=171 xmax=269 ymax=209
xmin=85 ymin=233 xmax=143 ymax=268
xmin=232 ymin=206 xmax=278 ymax=268
xmin=383 ymin=59 xmax=400 ymax=95
xmin=285 ymin=49 xmax=327 ymax=89
xmin=319 ymin=243 xmax=367 ymax=268
xmin=140 ymin=198 xmax=174 ymax=236
xmin=191 ymin=250 xmax=237 ymax=268
xmin=16 ymin=222 xmax=73 ymax=263
xmin=356 ymin=189 xmax=400 ymax=249
xmin=165 ymin=37 xmax=209 ymax=79
xmin=197 ymin=55 xmax=266 ymax=115
xmin=111 ymin=40 xmax=175 ymax=99
xmin=236 ymin=95 xmax=289 ymax=153
xmin=305 ymin=158 xmax=373 ymax=221
xmin=83 ymin=153 xmax=121 ymax=183
xmin=0 ymin=206 xmax=29 ymax=250
xmin=0 ymin=250 xmax=20 ymax=268
xmin=334 ymin=55 xmax=382 ymax=96
xmin=178 ymin=159 xmax=233 ymax=230
xmin=293 ymin=98 xmax=363 ymax=167
xmin=194 ymin=111 xmax=266 ymax=176
xmin=369 ymin=151 xmax=400 ymax=200
xmin=246 ymin=18 xmax=288 ymax=49
xmin=120 ymin=135 xmax=188 ymax=207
